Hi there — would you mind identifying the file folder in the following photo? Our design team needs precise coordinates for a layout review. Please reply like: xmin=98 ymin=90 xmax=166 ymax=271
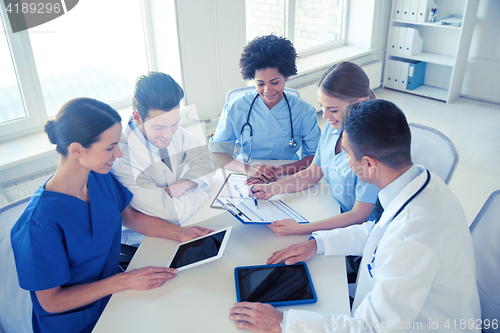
xmin=417 ymin=0 xmax=436 ymax=23
xmin=392 ymin=60 xmax=402 ymax=88
xmin=409 ymin=0 xmax=419 ymax=22
xmin=384 ymin=59 xmax=396 ymax=88
xmin=403 ymin=28 xmax=423 ymax=57
xmin=388 ymin=27 xmax=399 ymax=55
xmin=401 ymin=0 xmax=411 ymax=21
xmin=396 ymin=27 xmax=407 ymax=56
xmin=398 ymin=61 xmax=411 ymax=90
xmin=393 ymin=0 xmax=404 ymax=20
xmin=406 ymin=61 xmax=426 ymax=90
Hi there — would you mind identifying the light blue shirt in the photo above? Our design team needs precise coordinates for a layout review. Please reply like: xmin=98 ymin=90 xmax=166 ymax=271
xmin=209 ymin=91 xmax=321 ymax=161
xmin=312 ymin=124 xmax=379 ymax=212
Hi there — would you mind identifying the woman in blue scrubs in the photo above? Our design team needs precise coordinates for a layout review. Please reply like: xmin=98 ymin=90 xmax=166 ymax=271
xmin=251 ymin=62 xmax=380 ymax=236
xmin=10 ymin=98 xmax=209 ymax=333
xmin=210 ymin=34 xmax=321 ymax=184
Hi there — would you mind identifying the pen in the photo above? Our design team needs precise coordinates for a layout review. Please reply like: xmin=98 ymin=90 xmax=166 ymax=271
xmin=250 ymin=186 xmax=258 ymax=208
xmin=234 ymin=184 xmax=244 ymax=199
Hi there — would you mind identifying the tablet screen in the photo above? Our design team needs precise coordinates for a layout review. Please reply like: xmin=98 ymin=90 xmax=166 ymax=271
xmin=169 ymin=229 xmax=228 ymax=269
xmin=235 ymin=263 xmax=316 ymax=306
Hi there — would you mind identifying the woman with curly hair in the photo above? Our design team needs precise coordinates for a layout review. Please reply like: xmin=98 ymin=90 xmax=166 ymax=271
xmin=251 ymin=62 xmax=380 ymax=236
xmin=210 ymin=34 xmax=321 ymax=184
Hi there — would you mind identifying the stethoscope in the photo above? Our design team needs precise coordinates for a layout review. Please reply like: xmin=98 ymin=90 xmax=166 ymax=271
xmin=240 ymin=92 xmax=297 ymax=163
xmin=367 ymin=170 xmax=431 ymax=278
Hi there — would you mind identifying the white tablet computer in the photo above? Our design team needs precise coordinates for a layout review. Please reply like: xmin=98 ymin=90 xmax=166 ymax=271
xmin=166 ymin=226 xmax=232 ymax=271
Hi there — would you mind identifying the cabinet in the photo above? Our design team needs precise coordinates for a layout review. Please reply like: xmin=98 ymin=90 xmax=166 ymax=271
xmin=383 ymin=0 xmax=479 ymax=103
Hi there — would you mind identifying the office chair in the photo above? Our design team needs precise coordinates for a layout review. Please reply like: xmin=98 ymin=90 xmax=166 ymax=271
xmin=0 ymin=197 xmax=32 ymax=333
xmin=409 ymin=123 xmax=459 ymax=184
xmin=469 ymin=190 xmax=500 ymax=333
xmin=226 ymin=86 xmax=300 ymax=102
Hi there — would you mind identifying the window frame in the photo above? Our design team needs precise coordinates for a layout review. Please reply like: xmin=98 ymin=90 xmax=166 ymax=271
xmin=284 ymin=0 xmax=349 ymax=58
xmin=0 ymin=4 xmax=46 ymax=140
xmin=0 ymin=0 xmax=152 ymax=143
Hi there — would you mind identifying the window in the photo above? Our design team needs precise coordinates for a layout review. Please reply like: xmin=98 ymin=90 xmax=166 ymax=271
xmin=0 ymin=26 xmax=25 ymax=124
xmin=245 ymin=0 xmax=347 ymax=55
xmin=0 ymin=0 xmax=149 ymax=141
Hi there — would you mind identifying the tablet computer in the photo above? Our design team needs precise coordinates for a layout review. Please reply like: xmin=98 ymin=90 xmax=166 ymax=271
xmin=166 ymin=226 xmax=232 ymax=271
xmin=234 ymin=263 xmax=317 ymax=307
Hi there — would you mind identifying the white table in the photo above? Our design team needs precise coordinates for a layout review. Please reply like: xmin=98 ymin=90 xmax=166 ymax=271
xmin=93 ymin=165 xmax=350 ymax=333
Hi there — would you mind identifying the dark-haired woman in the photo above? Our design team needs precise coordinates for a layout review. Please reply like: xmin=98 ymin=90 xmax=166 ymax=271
xmin=10 ymin=98 xmax=210 ymax=333
xmin=210 ymin=34 xmax=321 ymax=184
xmin=252 ymin=62 xmax=379 ymax=236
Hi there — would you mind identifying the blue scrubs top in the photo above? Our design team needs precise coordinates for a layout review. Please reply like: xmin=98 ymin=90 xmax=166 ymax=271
xmin=11 ymin=172 xmax=132 ymax=333
xmin=312 ymin=124 xmax=379 ymax=214
xmin=209 ymin=91 xmax=321 ymax=161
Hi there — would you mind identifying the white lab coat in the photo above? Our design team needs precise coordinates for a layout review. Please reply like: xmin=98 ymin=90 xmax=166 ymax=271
xmin=285 ymin=166 xmax=480 ymax=333
xmin=111 ymin=122 xmax=215 ymax=240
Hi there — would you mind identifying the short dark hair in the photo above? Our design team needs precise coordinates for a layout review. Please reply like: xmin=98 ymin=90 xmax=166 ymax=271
xmin=318 ymin=62 xmax=375 ymax=101
xmin=239 ymin=34 xmax=297 ymax=80
xmin=132 ymin=72 xmax=184 ymax=120
xmin=44 ymin=98 xmax=121 ymax=156
xmin=343 ymin=100 xmax=412 ymax=169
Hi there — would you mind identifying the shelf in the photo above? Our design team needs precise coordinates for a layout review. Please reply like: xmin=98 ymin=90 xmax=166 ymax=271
xmin=389 ymin=52 xmax=455 ymax=67
xmin=385 ymin=0 xmax=479 ymax=103
xmin=392 ymin=20 xmax=461 ymax=30
xmin=383 ymin=85 xmax=449 ymax=102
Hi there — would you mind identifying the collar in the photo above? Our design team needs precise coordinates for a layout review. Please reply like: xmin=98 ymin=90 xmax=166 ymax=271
xmin=378 ymin=163 xmax=421 ymax=210
xmin=128 ymin=118 xmax=160 ymax=154
xmin=331 ymin=127 xmax=342 ymax=136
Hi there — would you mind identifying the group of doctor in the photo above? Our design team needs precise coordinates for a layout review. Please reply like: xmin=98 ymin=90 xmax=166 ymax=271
xmin=10 ymin=33 xmax=480 ymax=333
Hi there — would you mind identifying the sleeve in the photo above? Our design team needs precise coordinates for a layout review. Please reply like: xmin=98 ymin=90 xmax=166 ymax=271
xmin=312 ymin=127 xmax=327 ymax=167
xmin=180 ymin=129 xmax=216 ymax=188
xmin=111 ymin=157 xmax=208 ymax=225
xmin=354 ymin=180 xmax=379 ymax=204
xmin=298 ymin=102 xmax=321 ymax=158
xmin=108 ymin=173 xmax=133 ymax=212
xmin=284 ymin=239 xmax=439 ymax=333
xmin=313 ymin=221 xmax=374 ymax=257
xmin=209 ymin=102 xmax=239 ymax=155
xmin=11 ymin=221 xmax=71 ymax=291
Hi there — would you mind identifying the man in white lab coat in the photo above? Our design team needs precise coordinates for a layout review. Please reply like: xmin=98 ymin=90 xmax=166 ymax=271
xmin=229 ymin=99 xmax=481 ymax=332
xmin=111 ymin=72 xmax=215 ymax=246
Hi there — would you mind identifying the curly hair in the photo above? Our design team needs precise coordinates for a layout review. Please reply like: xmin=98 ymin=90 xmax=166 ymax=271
xmin=239 ymin=34 xmax=298 ymax=80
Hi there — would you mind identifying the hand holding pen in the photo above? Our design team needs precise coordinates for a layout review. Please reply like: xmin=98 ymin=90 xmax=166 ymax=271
xmin=250 ymin=186 xmax=258 ymax=208
xmin=248 ymin=184 xmax=274 ymax=200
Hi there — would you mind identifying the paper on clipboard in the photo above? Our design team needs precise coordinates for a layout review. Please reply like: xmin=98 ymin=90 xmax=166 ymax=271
xmin=217 ymin=197 xmax=308 ymax=224
xmin=211 ymin=173 xmax=253 ymax=209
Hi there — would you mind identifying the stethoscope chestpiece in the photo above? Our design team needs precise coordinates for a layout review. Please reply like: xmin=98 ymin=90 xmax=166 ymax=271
xmin=288 ymin=139 xmax=297 ymax=148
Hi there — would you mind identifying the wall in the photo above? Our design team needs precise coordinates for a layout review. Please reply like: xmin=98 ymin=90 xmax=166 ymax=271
xmin=461 ymin=0 xmax=500 ymax=103
xmin=175 ymin=0 xmax=246 ymax=123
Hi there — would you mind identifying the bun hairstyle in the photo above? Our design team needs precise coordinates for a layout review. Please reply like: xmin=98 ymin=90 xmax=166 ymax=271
xmin=45 ymin=98 xmax=121 ymax=156
xmin=318 ymin=61 xmax=376 ymax=102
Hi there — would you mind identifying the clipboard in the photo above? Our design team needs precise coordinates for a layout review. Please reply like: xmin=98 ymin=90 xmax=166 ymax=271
xmin=217 ymin=197 xmax=308 ymax=224
xmin=210 ymin=173 xmax=252 ymax=209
